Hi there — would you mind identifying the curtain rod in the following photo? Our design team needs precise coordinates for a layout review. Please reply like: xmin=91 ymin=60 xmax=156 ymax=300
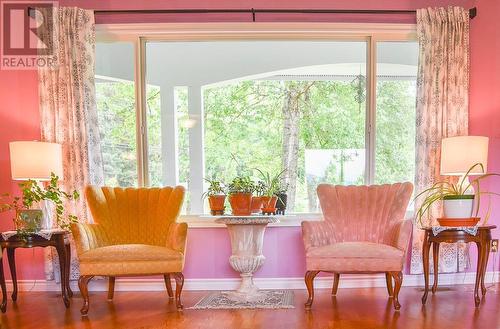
xmin=28 ymin=7 xmax=477 ymax=21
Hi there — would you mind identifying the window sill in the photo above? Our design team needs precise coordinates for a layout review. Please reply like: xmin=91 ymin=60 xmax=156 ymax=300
xmin=178 ymin=214 xmax=323 ymax=228
xmin=178 ymin=210 xmax=414 ymax=228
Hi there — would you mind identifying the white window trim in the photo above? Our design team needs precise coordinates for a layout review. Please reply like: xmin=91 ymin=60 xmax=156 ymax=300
xmin=95 ymin=22 xmax=417 ymax=219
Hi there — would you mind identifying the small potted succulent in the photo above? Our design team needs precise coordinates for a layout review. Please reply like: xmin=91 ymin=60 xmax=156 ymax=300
xmin=203 ymin=178 xmax=226 ymax=215
xmin=256 ymin=169 xmax=285 ymax=215
xmin=227 ymin=176 xmax=255 ymax=216
xmin=415 ymin=163 xmax=500 ymax=227
xmin=251 ymin=181 xmax=266 ymax=214
xmin=0 ymin=173 xmax=79 ymax=237
xmin=275 ymin=182 xmax=289 ymax=215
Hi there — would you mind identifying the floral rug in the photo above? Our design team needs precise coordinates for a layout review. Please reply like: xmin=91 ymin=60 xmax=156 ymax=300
xmin=188 ymin=290 xmax=295 ymax=309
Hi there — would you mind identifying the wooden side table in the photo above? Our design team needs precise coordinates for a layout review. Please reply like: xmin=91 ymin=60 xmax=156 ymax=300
xmin=0 ymin=230 xmax=72 ymax=312
xmin=421 ymin=225 xmax=496 ymax=307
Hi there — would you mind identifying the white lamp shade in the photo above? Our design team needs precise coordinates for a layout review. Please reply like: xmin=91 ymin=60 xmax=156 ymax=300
xmin=440 ymin=136 xmax=489 ymax=175
xmin=9 ymin=141 xmax=63 ymax=181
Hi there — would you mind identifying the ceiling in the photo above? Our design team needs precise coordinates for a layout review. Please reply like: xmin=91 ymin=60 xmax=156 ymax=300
xmin=96 ymin=40 xmax=418 ymax=87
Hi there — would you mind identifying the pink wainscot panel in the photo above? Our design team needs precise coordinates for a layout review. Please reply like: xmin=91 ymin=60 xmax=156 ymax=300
xmin=183 ymin=226 xmax=307 ymax=279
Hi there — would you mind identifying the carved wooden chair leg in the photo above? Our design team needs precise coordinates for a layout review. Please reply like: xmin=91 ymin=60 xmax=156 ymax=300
xmin=305 ymin=270 xmax=319 ymax=310
xmin=164 ymin=274 xmax=173 ymax=298
xmin=385 ymin=272 xmax=393 ymax=297
xmin=78 ymin=275 xmax=94 ymax=316
xmin=107 ymin=276 xmax=115 ymax=301
xmin=172 ymin=272 xmax=184 ymax=310
xmin=332 ymin=273 xmax=340 ymax=296
xmin=390 ymin=271 xmax=403 ymax=310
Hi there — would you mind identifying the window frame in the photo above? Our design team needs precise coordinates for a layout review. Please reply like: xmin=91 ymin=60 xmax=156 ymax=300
xmin=96 ymin=22 xmax=417 ymax=215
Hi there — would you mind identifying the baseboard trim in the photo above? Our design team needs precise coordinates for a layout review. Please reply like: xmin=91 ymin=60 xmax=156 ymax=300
xmin=7 ymin=271 xmax=500 ymax=292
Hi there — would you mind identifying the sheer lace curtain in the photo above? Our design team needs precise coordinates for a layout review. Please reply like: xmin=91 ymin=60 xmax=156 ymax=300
xmin=410 ymin=7 xmax=470 ymax=274
xmin=37 ymin=7 xmax=103 ymax=281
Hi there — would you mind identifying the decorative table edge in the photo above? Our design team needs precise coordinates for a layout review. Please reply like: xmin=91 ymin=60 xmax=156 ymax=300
xmin=422 ymin=225 xmax=497 ymax=231
xmin=215 ymin=216 xmax=280 ymax=225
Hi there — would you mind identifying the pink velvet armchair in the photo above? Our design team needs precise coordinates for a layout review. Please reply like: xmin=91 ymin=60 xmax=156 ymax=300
xmin=302 ymin=182 xmax=413 ymax=310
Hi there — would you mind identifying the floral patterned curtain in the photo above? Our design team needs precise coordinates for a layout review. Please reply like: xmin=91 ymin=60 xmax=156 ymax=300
xmin=410 ymin=7 xmax=470 ymax=274
xmin=37 ymin=7 xmax=103 ymax=281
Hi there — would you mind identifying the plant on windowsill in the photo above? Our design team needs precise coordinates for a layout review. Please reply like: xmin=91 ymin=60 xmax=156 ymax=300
xmin=251 ymin=181 xmax=266 ymax=214
xmin=227 ymin=176 xmax=255 ymax=216
xmin=256 ymin=169 xmax=285 ymax=215
xmin=414 ymin=163 xmax=500 ymax=227
xmin=275 ymin=182 xmax=289 ymax=215
xmin=0 ymin=173 xmax=79 ymax=239
xmin=202 ymin=178 xmax=226 ymax=216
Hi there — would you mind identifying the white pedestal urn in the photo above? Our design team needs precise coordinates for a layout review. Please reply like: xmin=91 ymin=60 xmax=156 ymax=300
xmin=215 ymin=216 xmax=279 ymax=301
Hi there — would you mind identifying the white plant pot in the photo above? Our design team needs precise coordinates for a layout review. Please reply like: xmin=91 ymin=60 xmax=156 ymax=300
xmin=443 ymin=198 xmax=474 ymax=218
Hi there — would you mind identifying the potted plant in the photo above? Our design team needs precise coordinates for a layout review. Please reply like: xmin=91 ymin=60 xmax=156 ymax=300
xmin=251 ymin=181 xmax=266 ymax=214
xmin=227 ymin=176 xmax=255 ymax=216
xmin=0 ymin=173 xmax=79 ymax=237
xmin=275 ymin=182 xmax=289 ymax=215
xmin=256 ymin=169 xmax=285 ymax=215
xmin=415 ymin=163 xmax=500 ymax=227
xmin=202 ymin=179 xmax=226 ymax=215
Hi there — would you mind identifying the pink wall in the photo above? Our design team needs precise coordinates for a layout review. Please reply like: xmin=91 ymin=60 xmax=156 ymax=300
xmin=1 ymin=0 xmax=499 ymax=281
xmin=0 ymin=70 xmax=46 ymax=279
xmin=184 ymin=227 xmax=305 ymax=279
xmin=59 ymin=0 xmax=473 ymax=24
xmin=468 ymin=0 xmax=500 ymax=271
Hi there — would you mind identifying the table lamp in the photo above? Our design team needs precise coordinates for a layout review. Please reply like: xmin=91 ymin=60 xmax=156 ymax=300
xmin=440 ymin=136 xmax=489 ymax=219
xmin=440 ymin=136 xmax=489 ymax=178
xmin=9 ymin=141 xmax=63 ymax=229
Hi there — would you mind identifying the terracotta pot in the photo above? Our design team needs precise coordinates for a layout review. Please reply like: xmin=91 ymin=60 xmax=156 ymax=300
xmin=229 ymin=193 xmax=253 ymax=216
xmin=250 ymin=196 xmax=263 ymax=214
xmin=261 ymin=196 xmax=278 ymax=214
xmin=208 ymin=195 xmax=226 ymax=215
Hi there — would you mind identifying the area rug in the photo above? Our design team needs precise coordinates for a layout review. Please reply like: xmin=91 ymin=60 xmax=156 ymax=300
xmin=188 ymin=290 xmax=295 ymax=309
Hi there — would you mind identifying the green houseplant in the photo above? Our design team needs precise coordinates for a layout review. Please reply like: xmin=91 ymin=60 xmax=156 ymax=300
xmin=202 ymin=178 xmax=226 ymax=215
xmin=256 ymin=169 xmax=285 ymax=214
xmin=250 ymin=181 xmax=266 ymax=214
xmin=227 ymin=176 xmax=255 ymax=216
xmin=415 ymin=163 xmax=500 ymax=227
xmin=0 ymin=173 xmax=79 ymax=236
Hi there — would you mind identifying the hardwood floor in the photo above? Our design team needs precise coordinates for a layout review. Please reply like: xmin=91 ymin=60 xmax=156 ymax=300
xmin=0 ymin=285 xmax=499 ymax=329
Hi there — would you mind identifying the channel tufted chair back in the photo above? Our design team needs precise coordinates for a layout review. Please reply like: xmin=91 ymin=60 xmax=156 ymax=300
xmin=71 ymin=185 xmax=187 ymax=315
xmin=85 ymin=186 xmax=185 ymax=247
xmin=316 ymin=183 xmax=413 ymax=245
xmin=302 ymin=182 xmax=413 ymax=311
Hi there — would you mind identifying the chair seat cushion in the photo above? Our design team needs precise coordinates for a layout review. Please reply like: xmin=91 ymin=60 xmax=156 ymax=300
xmin=306 ymin=242 xmax=405 ymax=272
xmin=79 ymin=244 xmax=184 ymax=276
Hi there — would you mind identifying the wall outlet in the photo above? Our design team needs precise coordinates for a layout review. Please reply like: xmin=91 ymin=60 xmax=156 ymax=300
xmin=492 ymin=239 xmax=499 ymax=253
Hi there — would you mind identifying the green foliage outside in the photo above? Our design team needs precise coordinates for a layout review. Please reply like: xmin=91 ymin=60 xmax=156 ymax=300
xmin=95 ymin=77 xmax=415 ymax=213
xmin=95 ymin=81 xmax=137 ymax=187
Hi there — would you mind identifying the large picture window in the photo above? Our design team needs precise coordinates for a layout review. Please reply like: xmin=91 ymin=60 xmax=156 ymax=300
xmin=95 ymin=27 xmax=418 ymax=215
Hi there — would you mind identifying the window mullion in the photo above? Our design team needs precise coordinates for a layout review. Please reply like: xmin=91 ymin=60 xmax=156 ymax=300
xmin=365 ymin=36 xmax=377 ymax=185
xmin=135 ymin=37 xmax=149 ymax=187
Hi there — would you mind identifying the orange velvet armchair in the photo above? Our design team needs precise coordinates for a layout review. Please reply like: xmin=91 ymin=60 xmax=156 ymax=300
xmin=302 ymin=183 xmax=413 ymax=310
xmin=71 ymin=185 xmax=186 ymax=315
